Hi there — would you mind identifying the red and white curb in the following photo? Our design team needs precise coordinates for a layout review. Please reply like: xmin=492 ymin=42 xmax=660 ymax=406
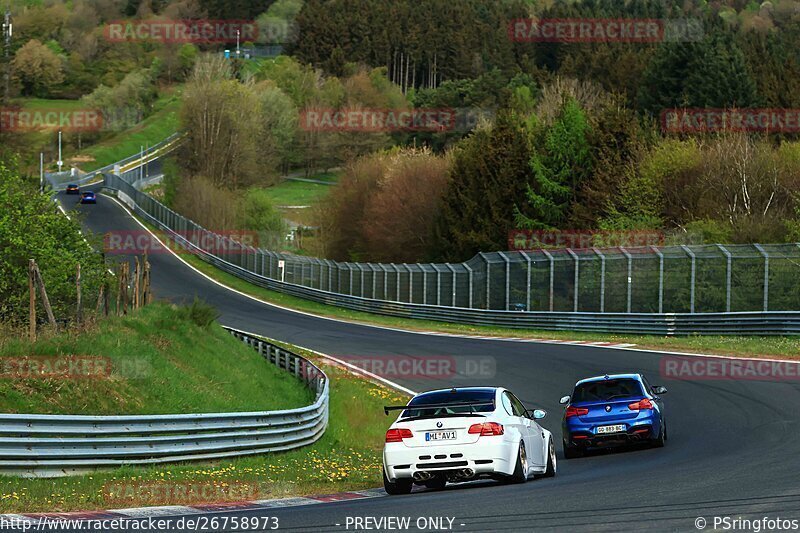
xmin=1 ymin=489 xmax=387 ymax=522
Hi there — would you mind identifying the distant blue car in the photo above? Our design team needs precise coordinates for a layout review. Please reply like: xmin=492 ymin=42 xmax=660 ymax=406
xmin=560 ymin=373 xmax=667 ymax=458
xmin=80 ymin=191 xmax=96 ymax=204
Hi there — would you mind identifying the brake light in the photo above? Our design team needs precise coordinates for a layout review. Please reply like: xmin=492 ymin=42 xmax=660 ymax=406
xmin=468 ymin=422 xmax=504 ymax=436
xmin=385 ymin=428 xmax=413 ymax=443
xmin=628 ymin=399 xmax=654 ymax=411
xmin=565 ymin=406 xmax=589 ymax=418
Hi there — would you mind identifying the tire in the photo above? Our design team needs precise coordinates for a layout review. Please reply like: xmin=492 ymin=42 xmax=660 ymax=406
xmin=508 ymin=442 xmax=528 ymax=484
xmin=653 ymin=422 xmax=666 ymax=448
xmin=563 ymin=441 xmax=583 ymax=459
xmin=542 ymin=439 xmax=557 ymax=477
xmin=383 ymin=470 xmax=413 ymax=495
xmin=424 ymin=476 xmax=447 ymax=490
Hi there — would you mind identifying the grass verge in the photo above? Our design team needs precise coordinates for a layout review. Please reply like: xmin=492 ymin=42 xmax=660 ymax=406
xmin=70 ymin=88 xmax=182 ymax=172
xmin=0 ymin=302 xmax=313 ymax=416
xmin=0 ymin=327 xmax=407 ymax=512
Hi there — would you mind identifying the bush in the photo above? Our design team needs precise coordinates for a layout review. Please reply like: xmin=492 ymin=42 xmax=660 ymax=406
xmin=184 ymin=298 xmax=220 ymax=329
xmin=0 ymin=159 xmax=105 ymax=324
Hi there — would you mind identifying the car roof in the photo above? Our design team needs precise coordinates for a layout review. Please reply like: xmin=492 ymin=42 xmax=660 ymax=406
xmin=574 ymin=373 xmax=642 ymax=386
xmin=415 ymin=386 xmax=499 ymax=397
xmin=68 ymin=184 xmax=77 ymax=187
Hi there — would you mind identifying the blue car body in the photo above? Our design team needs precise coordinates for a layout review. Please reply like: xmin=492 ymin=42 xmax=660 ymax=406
xmin=561 ymin=373 xmax=667 ymax=458
xmin=80 ymin=192 xmax=96 ymax=204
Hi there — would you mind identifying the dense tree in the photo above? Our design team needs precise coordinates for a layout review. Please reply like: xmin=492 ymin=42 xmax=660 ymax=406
xmin=516 ymin=98 xmax=591 ymax=230
xmin=434 ymin=111 xmax=533 ymax=260
xmin=11 ymin=40 xmax=65 ymax=97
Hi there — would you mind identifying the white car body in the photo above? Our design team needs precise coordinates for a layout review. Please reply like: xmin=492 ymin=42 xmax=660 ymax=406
xmin=382 ymin=387 xmax=556 ymax=493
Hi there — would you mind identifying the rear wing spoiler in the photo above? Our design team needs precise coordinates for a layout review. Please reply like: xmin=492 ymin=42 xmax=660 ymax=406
xmin=383 ymin=400 xmax=494 ymax=416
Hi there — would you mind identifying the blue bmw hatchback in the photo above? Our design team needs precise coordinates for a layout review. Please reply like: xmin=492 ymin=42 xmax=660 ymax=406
xmin=560 ymin=373 xmax=667 ymax=458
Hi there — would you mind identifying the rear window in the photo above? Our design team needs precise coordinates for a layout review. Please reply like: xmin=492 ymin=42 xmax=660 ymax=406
xmin=400 ymin=390 xmax=495 ymax=419
xmin=572 ymin=379 xmax=644 ymax=403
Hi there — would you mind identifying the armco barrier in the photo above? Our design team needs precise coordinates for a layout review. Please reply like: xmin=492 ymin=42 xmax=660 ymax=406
xmin=102 ymin=173 xmax=800 ymax=335
xmin=0 ymin=328 xmax=328 ymax=477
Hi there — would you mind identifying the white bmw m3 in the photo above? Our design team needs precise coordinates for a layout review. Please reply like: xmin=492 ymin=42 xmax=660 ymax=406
xmin=382 ymin=387 xmax=557 ymax=495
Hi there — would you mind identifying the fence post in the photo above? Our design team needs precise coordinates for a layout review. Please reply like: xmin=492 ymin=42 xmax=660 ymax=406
xmin=371 ymin=264 xmax=377 ymax=299
xmin=348 ymin=263 xmax=354 ymax=295
xmin=479 ymin=253 xmax=490 ymax=309
xmin=406 ymin=264 xmax=414 ymax=303
xmin=464 ymin=263 xmax=474 ymax=308
xmin=422 ymin=265 xmax=428 ymax=304
xmin=567 ymin=248 xmax=579 ymax=312
xmin=520 ymin=251 xmax=532 ymax=312
xmin=497 ymin=252 xmax=511 ymax=311
xmin=542 ymin=249 xmax=554 ymax=312
xmin=435 ymin=265 xmax=441 ymax=306
xmin=716 ymin=244 xmax=732 ymax=312
xmin=381 ymin=264 xmax=389 ymax=299
xmin=754 ymin=244 xmax=769 ymax=312
xmin=446 ymin=264 xmax=457 ymax=307
xmin=651 ymin=246 xmax=664 ymax=314
xmin=620 ymin=247 xmax=632 ymax=314
xmin=681 ymin=245 xmax=696 ymax=313
xmin=593 ymin=248 xmax=606 ymax=313
xmin=394 ymin=264 xmax=401 ymax=302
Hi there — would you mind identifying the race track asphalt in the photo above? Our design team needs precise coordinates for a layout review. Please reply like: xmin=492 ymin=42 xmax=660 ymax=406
xmin=55 ymin=187 xmax=800 ymax=532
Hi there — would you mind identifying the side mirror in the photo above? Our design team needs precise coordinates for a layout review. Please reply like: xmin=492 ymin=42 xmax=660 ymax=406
xmin=532 ymin=409 xmax=547 ymax=420
xmin=652 ymin=386 xmax=667 ymax=395
xmin=559 ymin=395 xmax=571 ymax=405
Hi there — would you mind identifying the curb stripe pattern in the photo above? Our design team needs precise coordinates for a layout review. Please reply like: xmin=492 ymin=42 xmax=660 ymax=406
xmin=2 ymin=490 xmax=387 ymax=521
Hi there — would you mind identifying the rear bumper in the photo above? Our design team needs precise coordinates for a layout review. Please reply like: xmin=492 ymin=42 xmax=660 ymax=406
xmin=383 ymin=438 xmax=515 ymax=480
xmin=564 ymin=415 xmax=662 ymax=449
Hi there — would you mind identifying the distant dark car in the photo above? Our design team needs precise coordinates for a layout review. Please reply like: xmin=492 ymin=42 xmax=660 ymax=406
xmin=66 ymin=184 xmax=80 ymax=194
xmin=80 ymin=191 xmax=96 ymax=204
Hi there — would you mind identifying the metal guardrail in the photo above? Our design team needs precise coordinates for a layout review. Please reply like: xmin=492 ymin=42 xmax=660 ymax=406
xmin=45 ymin=132 xmax=184 ymax=191
xmin=0 ymin=328 xmax=328 ymax=477
xmin=102 ymin=173 xmax=800 ymax=335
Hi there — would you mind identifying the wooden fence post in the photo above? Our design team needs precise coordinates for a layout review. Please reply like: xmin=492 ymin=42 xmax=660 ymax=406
xmin=76 ymin=263 xmax=82 ymax=325
xmin=28 ymin=259 xmax=36 ymax=342
xmin=32 ymin=261 xmax=57 ymax=331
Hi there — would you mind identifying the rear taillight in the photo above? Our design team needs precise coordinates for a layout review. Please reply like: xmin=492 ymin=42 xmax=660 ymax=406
xmin=468 ymin=422 xmax=504 ymax=436
xmin=565 ymin=406 xmax=589 ymax=418
xmin=628 ymin=398 xmax=654 ymax=411
xmin=385 ymin=428 xmax=413 ymax=443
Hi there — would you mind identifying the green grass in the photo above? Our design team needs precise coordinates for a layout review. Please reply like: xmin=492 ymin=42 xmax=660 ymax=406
xmin=253 ymin=180 xmax=331 ymax=207
xmin=70 ymin=88 xmax=182 ymax=172
xmin=11 ymin=98 xmax=87 ymax=112
xmin=0 ymin=334 xmax=408 ymax=512
xmin=0 ymin=303 xmax=313 ymax=415
xmin=146 ymin=231 xmax=800 ymax=360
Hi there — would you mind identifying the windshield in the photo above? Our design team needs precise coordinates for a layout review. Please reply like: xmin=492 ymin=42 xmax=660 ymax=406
xmin=400 ymin=390 xmax=495 ymax=420
xmin=572 ymin=379 xmax=645 ymax=403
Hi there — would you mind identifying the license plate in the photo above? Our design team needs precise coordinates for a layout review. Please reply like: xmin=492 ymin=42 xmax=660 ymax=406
xmin=596 ymin=424 xmax=626 ymax=434
xmin=425 ymin=431 xmax=456 ymax=442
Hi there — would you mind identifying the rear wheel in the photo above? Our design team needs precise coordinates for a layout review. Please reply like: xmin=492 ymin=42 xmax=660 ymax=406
xmin=563 ymin=441 xmax=583 ymax=459
xmin=543 ymin=439 xmax=557 ymax=477
xmin=383 ymin=470 xmax=413 ymax=495
xmin=653 ymin=423 xmax=666 ymax=448
xmin=508 ymin=442 xmax=528 ymax=484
